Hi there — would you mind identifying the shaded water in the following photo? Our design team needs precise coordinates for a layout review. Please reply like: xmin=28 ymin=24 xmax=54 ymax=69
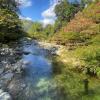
xmin=16 ymin=42 xmax=61 ymax=100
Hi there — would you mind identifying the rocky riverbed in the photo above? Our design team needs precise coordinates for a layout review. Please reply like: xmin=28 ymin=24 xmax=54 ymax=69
xmin=0 ymin=41 xmax=27 ymax=100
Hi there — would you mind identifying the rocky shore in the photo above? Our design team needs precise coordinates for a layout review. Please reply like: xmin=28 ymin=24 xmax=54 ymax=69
xmin=0 ymin=42 xmax=26 ymax=100
xmin=38 ymin=41 xmax=65 ymax=56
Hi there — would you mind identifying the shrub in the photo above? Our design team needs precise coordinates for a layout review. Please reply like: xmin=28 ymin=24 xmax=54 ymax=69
xmin=75 ymin=45 xmax=100 ymax=76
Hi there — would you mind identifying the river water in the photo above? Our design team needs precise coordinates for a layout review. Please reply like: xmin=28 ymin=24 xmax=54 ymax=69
xmin=16 ymin=41 xmax=63 ymax=100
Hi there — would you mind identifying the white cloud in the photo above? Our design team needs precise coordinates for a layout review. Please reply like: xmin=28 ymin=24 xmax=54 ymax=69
xmin=41 ymin=18 xmax=55 ymax=27
xmin=19 ymin=15 xmax=32 ymax=21
xmin=41 ymin=0 xmax=62 ymax=26
xmin=25 ymin=17 xmax=32 ymax=20
xmin=42 ymin=3 xmax=56 ymax=18
xmin=16 ymin=0 xmax=32 ymax=7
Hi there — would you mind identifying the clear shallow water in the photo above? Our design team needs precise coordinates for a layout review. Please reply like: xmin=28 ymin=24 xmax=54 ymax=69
xmin=17 ymin=42 xmax=60 ymax=100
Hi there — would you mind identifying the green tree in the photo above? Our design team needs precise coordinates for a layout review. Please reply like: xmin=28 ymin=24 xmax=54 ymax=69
xmin=0 ymin=0 xmax=19 ymax=12
xmin=44 ymin=24 xmax=54 ymax=36
xmin=28 ymin=22 xmax=42 ymax=33
xmin=76 ymin=45 xmax=100 ymax=76
xmin=0 ymin=0 xmax=23 ymax=42
xmin=28 ymin=22 xmax=44 ymax=39
xmin=80 ymin=0 xmax=94 ymax=10
xmin=54 ymin=0 xmax=80 ymax=32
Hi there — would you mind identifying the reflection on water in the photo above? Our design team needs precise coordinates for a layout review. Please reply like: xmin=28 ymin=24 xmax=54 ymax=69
xmin=17 ymin=43 xmax=59 ymax=100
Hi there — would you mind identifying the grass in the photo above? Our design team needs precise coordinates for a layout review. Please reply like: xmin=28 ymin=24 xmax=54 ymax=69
xmin=51 ymin=54 xmax=100 ymax=100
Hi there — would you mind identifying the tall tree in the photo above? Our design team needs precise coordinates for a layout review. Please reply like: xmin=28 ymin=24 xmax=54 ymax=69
xmin=0 ymin=0 xmax=19 ymax=12
xmin=54 ymin=0 xmax=80 ymax=32
xmin=0 ymin=0 xmax=23 ymax=42
xmin=80 ymin=0 xmax=93 ymax=9
xmin=44 ymin=24 xmax=54 ymax=36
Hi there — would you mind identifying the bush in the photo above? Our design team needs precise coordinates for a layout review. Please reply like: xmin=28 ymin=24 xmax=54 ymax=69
xmin=0 ymin=1 xmax=24 ymax=43
xmin=75 ymin=45 xmax=100 ymax=76
xmin=90 ymin=34 xmax=100 ymax=45
xmin=83 ymin=1 xmax=100 ymax=23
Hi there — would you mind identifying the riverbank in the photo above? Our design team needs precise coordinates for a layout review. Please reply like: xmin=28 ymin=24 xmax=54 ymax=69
xmin=0 ymin=41 xmax=26 ymax=99
xmin=37 ymin=41 xmax=81 ymax=68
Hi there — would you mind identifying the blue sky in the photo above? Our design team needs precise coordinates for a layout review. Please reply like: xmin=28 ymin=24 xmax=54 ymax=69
xmin=18 ymin=0 xmax=79 ymax=26
xmin=20 ymin=0 xmax=50 ymax=21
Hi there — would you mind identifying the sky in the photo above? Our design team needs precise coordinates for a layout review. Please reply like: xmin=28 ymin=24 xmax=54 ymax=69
xmin=18 ymin=0 xmax=78 ymax=26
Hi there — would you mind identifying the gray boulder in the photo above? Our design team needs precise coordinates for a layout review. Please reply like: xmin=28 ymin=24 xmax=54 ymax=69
xmin=0 ymin=72 xmax=14 ymax=86
xmin=0 ymin=67 xmax=4 ymax=75
xmin=0 ymin=89 xmax=12 ymax=100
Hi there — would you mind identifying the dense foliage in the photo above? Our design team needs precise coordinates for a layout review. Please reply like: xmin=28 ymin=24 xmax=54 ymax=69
xmin=24 ymin=21 xmax=55 ymax=40
xmin=54 ymin=0 xmax=80 ymax=31
xmin=0 ymin=0 xmax=24 ymax=42
xmin=27 ymin=22 xmax=46 ymax=40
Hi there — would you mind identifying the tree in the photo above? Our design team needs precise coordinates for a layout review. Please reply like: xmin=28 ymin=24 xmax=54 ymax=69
xmin=80 ymin=0 xmax=94 ymax=10
xmin=28 ymin=22 xmax=44 ymax=39
xmin=76 ymin=45 xmax=100 ymax=76
xmin=54 ymin=0 xmax=80 ymax=32
xmin=28 ymin=22 xmax=42 ymax=33
xmin=44 ymin=24 xmax=54 ymax=36
xmin=0 ymin=0 xmax=20 ymax=11
xmin=0 ymin=0 xmax=23 ymax=42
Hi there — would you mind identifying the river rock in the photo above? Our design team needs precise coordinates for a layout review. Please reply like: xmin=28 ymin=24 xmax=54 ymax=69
xmin=0 ymin=89 xmax=12 ymax=100
xmin=0 ymin=67 xmax=4 ymax=75
xmin=11 ymin=60 xmax=23 ymax=74
xmin=8 ymin=79 xmax=26 ymax=99
xmin=0 ymin=72 xmax=14 ymax=87
xmin=2 ymin=73 xmax=14 ymax=80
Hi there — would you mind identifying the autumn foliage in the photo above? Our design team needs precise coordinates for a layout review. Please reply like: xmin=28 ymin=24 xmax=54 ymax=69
xmin=63 ymin=12 xmax=94 ymax=33
xmin=52 ymin=1 xmax=100 ymax=45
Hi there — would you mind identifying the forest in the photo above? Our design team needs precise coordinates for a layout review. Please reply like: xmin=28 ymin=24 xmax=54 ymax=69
xmin=0 ymin=0 xmax=100 ymax=100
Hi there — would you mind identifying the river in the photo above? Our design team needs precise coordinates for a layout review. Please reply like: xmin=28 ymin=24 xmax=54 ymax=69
xmin=14 ymin=40 xmax=64 ymax=100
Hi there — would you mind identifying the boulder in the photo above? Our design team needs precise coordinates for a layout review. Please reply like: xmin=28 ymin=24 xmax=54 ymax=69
xmin=0 ymin=72 xmax=14 ymax=86
xmin=0 ymin=67 xmax=4 ymax=75
xmin=8 ymin=79 xmax=26 ymax=99
xmin=0 ymin=89 xmax=12 ymax=100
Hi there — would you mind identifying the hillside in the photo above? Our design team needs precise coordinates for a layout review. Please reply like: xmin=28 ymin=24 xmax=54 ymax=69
xmin=51 ymin=1 xmax=100 ymax=76
xmin=51 ymin=1 xmax=100 ymax=46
